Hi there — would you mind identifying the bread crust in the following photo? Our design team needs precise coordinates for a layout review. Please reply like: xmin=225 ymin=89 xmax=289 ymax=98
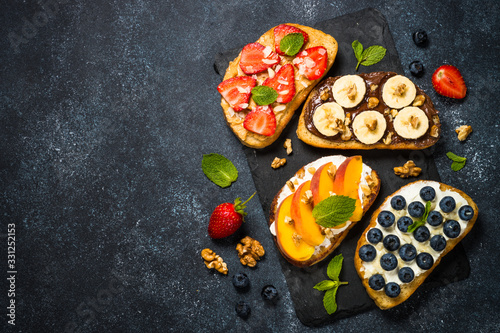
xmin=268 ymin=156 xmax=381 ymax=267
xmin=354 ymin=180 xmax=478 ymax=309
xmin=220 ymin=24 xmax=338 ymax=149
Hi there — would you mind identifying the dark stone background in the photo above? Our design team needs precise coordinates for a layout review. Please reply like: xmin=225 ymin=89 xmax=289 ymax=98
xmin=0 ymin=0 xmax=499 ymax=332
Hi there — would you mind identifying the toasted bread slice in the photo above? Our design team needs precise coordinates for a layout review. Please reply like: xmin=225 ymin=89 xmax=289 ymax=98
xmin=268 ymin=155 xmax=381 ymax=267
xmin=354 ymin=180 xmax=478 ymax=309
xmin=219 ymin=24 xmax=338 ymax=149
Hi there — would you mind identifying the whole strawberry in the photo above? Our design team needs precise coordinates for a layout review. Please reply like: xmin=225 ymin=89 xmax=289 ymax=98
xmin=208 ymin=192 xmax=256 ymax=239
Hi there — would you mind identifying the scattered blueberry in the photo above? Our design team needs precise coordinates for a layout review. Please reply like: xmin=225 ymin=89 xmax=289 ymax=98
xmin=427 ymin=211 xmax=443 ymax=227
xmin=380 ymin=253 xmax=398 ymax=271
xmin=412 ymin=29 xmax=428 ymax=46
xmin=443 ymin=220 xmax=461 ymax=238
xmin=383 ymin=234 xmax=401 ymax=251
xmin=369 ymin=274 xmax=385 ymax=291
xmin=378 ymin=211 xmax=396 ymax=228
xmin=414 ymin=226 xmax=430 ymax=242
xmin=430 ymin=235 xmax=447 ymax=252
xmin=458 ymin=205 xmax=475 ymax=221
xmin=232 ymin=273 xmax=250 ymax=291
xmin=408 ymin=201 xmax=425 ymax=218
xmin=419 ymin=186 xmax=436 ymax=201
xmin=359 ymin=244 xmax=377 ymax=262
xmin=385 ymin=282 xmax=401 ymax=298
xmin=367 ymin=228 xmax=383 ymax=244
xmin=397 ymin=216 xmax=414 ymax=233
xmin=235 ymin=301 xmax=251 ymax=319
xmin=439 ymin=196 xmax=456 ymax=213
xmin=416 ymin=252 xmax=434 ymax=270
xmin=391 ymin=195 xmax=407 ymax=210
xmin=261 ymin=285 xmax=279 ymax=303
xmin=398 ymin=267 xmax=415 ymax=283
xmin=409 ymin=61 xmax=424 ymax=77
xmin=399 ymin=243 xmax=417 ymax=262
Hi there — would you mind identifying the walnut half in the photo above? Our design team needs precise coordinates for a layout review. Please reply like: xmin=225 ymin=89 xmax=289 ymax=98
xmin=394 ymin=160 xmax=422 ymax=178
xmin=455 ymin=125 xmax=472 ymax=141
xmin=236 ymin=236 xmax=265 ymax=267
xmin=201 ymin=248 xmax=228 ymax=275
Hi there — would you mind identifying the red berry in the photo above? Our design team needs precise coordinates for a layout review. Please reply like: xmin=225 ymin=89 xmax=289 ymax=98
xmin=292 ymin=46 xmax=328 ymax=81
xmin=239 ymin=42 xmax=280 ymax=75
xmin=217 ymin=76 xmax=256 ymax=111
xmin=208 ymin=193 xmax=256 ymax=239
xmin=431 ymin=65 xmax=467 ymax=99
xmin=243 ymin=105 xmax=276 ymax=136
xmin=262 ymin=64 xmax=295 ymax=104
xmin=273 ymin=24 xmax=309 ymax=56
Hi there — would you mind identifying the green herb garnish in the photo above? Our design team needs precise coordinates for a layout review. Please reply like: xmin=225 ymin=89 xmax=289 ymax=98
xmin=407 ymin=201 xmax=432 ymax=233
xmin=313 ymin=254 xmax=349 ymax=315
xmin=201 ymin=153 xmax=238 ymax=188
xmin=446 ymin=152 xmax=467 ymax=171
xmin=352 ymin=40 xmax=387 ymax=71
xmin=312 ymin=195 xmax=356 ymax=228
xmin=251 ymin=86 xmax=278 ymax=105
xmin=279 ymin=33 xmax=304 ymax=56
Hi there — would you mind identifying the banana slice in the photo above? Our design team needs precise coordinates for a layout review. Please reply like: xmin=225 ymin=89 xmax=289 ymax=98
xmin=393 ymin=106 xmax=429 ymax=139
xmin=312 ymin=102 xmax=345 ymax=136
xmin=382 ymin=75 xmax=416 ymax=109
xmin=332 ymin=75 xmax=366 ymax=108
xmin=352 ymin=110 xmax=387 ymax=144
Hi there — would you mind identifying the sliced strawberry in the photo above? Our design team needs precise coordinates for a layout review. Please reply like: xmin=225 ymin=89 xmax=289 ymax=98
xmin=239 ymin=42 xmax=280 ymax=75
xmin=432 ymin=65 xmax=467 ymax=99
xmin=243 ymin=105 xmax=276 ymax=136
xmin=273 ymin=24 xmax=309 ymax=55
xmin=217 ymin=76 xmax=256 ymax=111
xmin=292 ymin=46 xmax=328 ymax=81
xmin=262 ymin=64 xmax=295 ymax=104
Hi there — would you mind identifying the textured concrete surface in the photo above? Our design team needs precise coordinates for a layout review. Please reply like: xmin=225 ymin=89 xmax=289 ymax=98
xmin=0 ymin=0 xmax=499 ymax=332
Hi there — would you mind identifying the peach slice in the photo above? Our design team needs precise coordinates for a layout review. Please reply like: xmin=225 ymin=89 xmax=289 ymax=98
xmin=290 ymin=181 xmax=325 ymax=246
xmin=331 ymin=156 xmax=364 ymax=221
xmin=275 ymin=194 xmax=315 ymax=262
xmin=310 ymin=162 xmax=336 ymax=206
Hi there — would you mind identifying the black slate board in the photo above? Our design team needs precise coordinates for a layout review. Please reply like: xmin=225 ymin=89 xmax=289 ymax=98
xmin=214 ymin=8 xmax=469 ymax=327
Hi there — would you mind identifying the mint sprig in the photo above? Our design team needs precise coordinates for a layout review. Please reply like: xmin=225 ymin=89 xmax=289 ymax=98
xmin=407 ymin=201 xmax=432 ymax=233
xmin=251 ymin=86 xmax=278 ymax=105
xmin=201 ymin=153 xmax=238 ymax=188
xmin=446 ymin=152 xmax=467 ymax=171
xmin=279 ymin=33 xmax=304 ymax=56
xmin=352 ymin=40 xmax=387 ymax=71
xmin=312 ymin=195 xmax=356 ymax=228
xmin=313 ymin=254 xmax=348 ymax=315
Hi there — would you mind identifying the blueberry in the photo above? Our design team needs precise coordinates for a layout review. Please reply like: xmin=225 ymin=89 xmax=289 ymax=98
xmin=458 ymin=205 xmax=475 ymax=221
xmin=416 ymin=252 xmax=434 ymax=270
xmin=261 ymin=285 xmax=279 ymax=303
xmin=412 ymin=29 xmax=428 ymax=46
xmin=367 ymin=228 xmax=383 ymax=244
xmin=391 ymin=195 xmax=407 ymax=210
xmin=439 ymin=196 xmax=456 ymax=213
xmin=359 ymin=244 xmax=377 ymax=262
xmin=443 ymin=220 xmax=461 ymax=238
xmin=377 ymin=211 xmax=395 ymax=228
xmin=430 ymin=235 xmax=447 ymax=252
xmin=409 ymin=61 xmax=424 ymax=78
xmin=427 ymin=211 xmax=443 ymax=227
xmin=385 ymin=282 xmax=401 ymax=298
xmin=380 ymin=253 xmax=398 ymax=271
xmin=397 ymin=216 xmax=414 ymax=233
xmin=408 ymin=201 xmax=425 ymax=218
xmin=369 ymin=274 xmax=385 ymax=291
xmin=232 ymin=273 xmax=250 ymax=291
xmin=235 ymin=301 xmax=251 ymax=319
xmin=398 ymin=267 xmax=415 ymax=283
xmin=399 ymin=243 xmax=417 ymax=262
xmin=419 ymin=186 xmax=436 ymax=201
xmin=383 ymin=234 xmax=401 ymax=251
xmin=414 ymin=226 xmax=430 ymax=242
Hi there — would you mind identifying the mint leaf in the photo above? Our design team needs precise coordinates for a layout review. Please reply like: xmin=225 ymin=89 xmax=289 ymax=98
xmin=201 ymin=153 xmax=238 ymax=188
xmin=314 ymin=280 xmax=337 ymax=291
xmin=327 ymin=253 xmax=344 ymax=281
xmin=352 ymin=40 xmax=386 ymax=71
xmin=314 ymin=254 xmax=348 ymax=315
xmin=446 ymin=152 xmax=467 ymax=163
xmin=279 ymin=33 xmax=304 ymax=56
xmin=352 ymin=40 xmax=364 ymax=61
xmin=323 ymin=287 xmax=339 ymax=315
xmin=451 ymin=161 xmax=466 ymax=171
xmin=251 ymin=86 xmax=278 ymax=105
xmin=312 ymin=195 xmax=356 ymax=228
xmin=407 ymin=201 xmax=432 ymax=233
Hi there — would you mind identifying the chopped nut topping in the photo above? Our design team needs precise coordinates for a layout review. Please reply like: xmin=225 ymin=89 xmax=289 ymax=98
xmin=410 ymin=115 xmax=421 ymax=129
xmin=284 ymin=216 xmax=294 ymax=225
xmin=430 ymin=125 xmax=440 ymax=138
xmin=347 ymin=83 xmax=357 ymax=100
xmin=384 ymin=108 xmax=391 ymax=116
xmin=394 ymin=83 xmax=407 ymax=96
xmin=370 ymin=84 xmax=379 ymax=91
xmin=286 ymin=180 xmax=295 ymax=192
xmin=391 ymin=109 xmax=399 ymax=118
xmin=284 ymin=138 xmax=293 ymax=155
xmin=297 ymin=169 xmax=305 ymax=179
xmin=301 ymin=190 xmax=313 ymax=205
xmin=271 ymin=157 xmax=286 ymax=169
xmin=327 ymin=164 xmax=337 ymax=180
xmin=320 ymin=88 xmax=330 ymax=101
xmin=455 ymin=125 xmax=472 ymax=141
xmin=307 ymin=167 xmax=316 ymax=175
xmin=201 ymin=249 xmax=228 ymax=275
xmin=344 ymin=112 xmax=352 ymax=126
xmin=365 ymin=118 xmax=378 ymax=131
xmin=412 ymin=94 xmax=425 ymax=107
xmin=236 ymin=236 xmax=265 ymax=267
xmin=292 ymin=233 xmax=302 ymax=247
xmin=383 ymin=132 xmax=393 ymax=145
xmin=394 ymin=160 xmax=422 ymax=178
xmin=432 ymin=115 xmax=440 ymax=124
xmin=341 ymin=126 xmax=352 ymax=140
xmin=365 ymin=170 xmax=380 ymax=194
xmin=360 ymin=183 xmax=371 ymax=198
xmin=367 ymin=97 xmax=379 ymax=109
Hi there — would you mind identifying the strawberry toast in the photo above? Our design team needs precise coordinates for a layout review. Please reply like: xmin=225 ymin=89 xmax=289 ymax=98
xmin=217 ymin=24 xmax=338 ymax=148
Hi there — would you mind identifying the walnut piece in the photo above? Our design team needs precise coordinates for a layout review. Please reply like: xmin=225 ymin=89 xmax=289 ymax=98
xmin=430 ymin=125 xmax=440 ymax=138
xmin=347 ymin=83 xmax=357 ymax=100
xmin=320 ymin=88 xmax=330 ymax=101
xmin=367 ymin=97 xmax=379 ymax=109
xmin=341 ymin=126 xmax=352 ymax=140
xmin=412 ymin=94 xmax=425 ymax=107
xmin=284 ymin=138 xmax=293 ymax=155
xmin=383 ymin=132 xmax=393 ymax=145
xmin=455 ymin=125 xmax=472 ymax=141
xmin=271 ymin=157 xmax=286 ymax=169
xmin=394 ymin=160 xmax=422 ymax=178
xmin=236 ymin=236 xmax=265 ymax=267
xmin=370 ymin=84 xmax=379 ymax=91
xmin=292 ymin=233 xmax=302 ymax=247
xmin=286 ymin=180 xmax=295 ymax=192
xmin=201 ymin=248 xmax=228 ymax=275
xmin=327 ymin=164 xmax=337 ymax=180
xmin=301 ymin=190 xmax=313 ymax=205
